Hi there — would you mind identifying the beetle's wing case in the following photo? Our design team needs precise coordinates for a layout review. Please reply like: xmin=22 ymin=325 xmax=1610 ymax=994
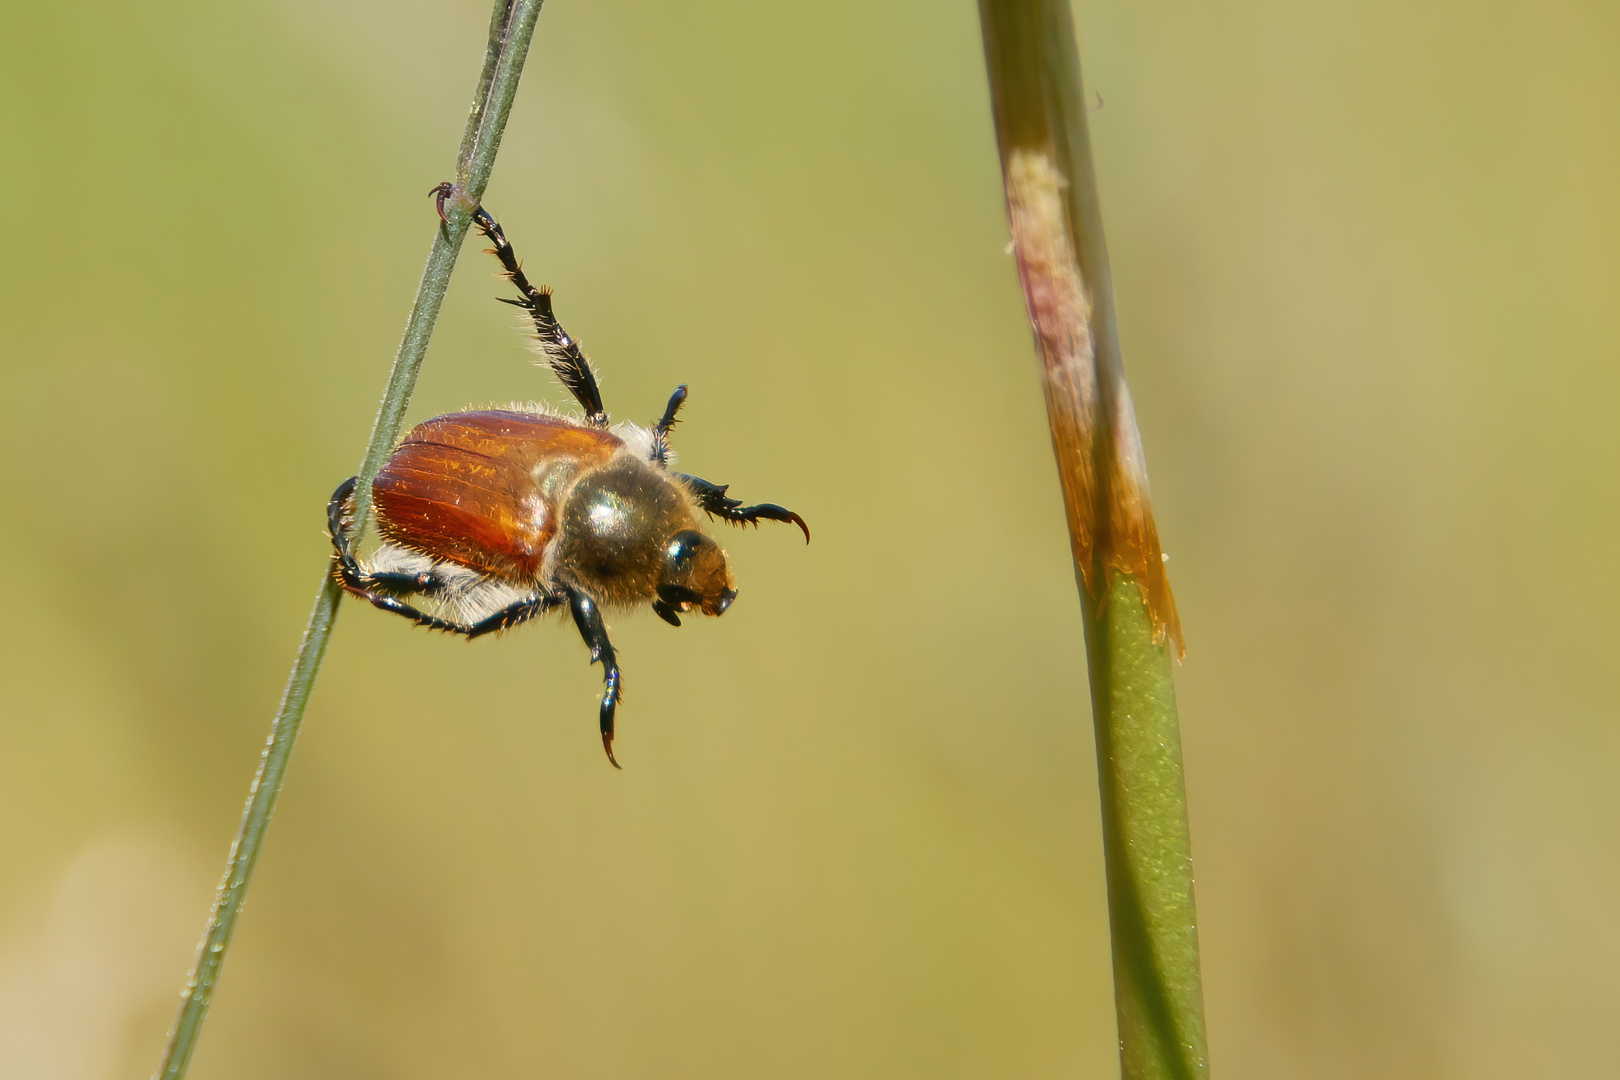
xmin=373 ymin=409 xmax=623 ymax=579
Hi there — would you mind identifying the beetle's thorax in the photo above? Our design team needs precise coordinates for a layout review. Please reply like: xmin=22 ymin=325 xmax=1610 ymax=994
xmin=548 ymin=451 xmax=728 ymax=609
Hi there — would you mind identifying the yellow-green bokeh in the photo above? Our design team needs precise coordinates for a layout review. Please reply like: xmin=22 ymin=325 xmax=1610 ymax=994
xmin=1 ymin=1 xmax=1616 ymax=1077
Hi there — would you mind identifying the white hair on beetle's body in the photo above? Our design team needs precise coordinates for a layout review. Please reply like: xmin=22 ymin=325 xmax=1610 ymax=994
xmin=609 ymin=420 xmax=671 ymax=466
xmin=365 ymin=542 xmax=549 ymax=626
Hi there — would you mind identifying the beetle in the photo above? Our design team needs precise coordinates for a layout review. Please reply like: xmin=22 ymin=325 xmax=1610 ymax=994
xmin=327 ymin=189 xmax=808 ymax=767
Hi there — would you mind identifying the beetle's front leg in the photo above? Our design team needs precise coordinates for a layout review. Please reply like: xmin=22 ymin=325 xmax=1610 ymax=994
xmin=676 ymin=473 xmax=810 ymax=543
xmin=567 ymin=589 xmax=624 ymax=769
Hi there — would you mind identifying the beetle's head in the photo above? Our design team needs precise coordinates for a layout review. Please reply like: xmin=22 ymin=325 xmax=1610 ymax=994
xmin=657 ymin=529 xmax=735 ymax=618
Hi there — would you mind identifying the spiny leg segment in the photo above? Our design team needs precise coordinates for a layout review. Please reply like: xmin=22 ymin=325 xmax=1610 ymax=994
xmin=650 ymin=384 xmax=687 ymax=465
xmin=677 ymin=473 xmax=811 ymax=543
xmin=465 ymin=200 xmax=609 ymax=426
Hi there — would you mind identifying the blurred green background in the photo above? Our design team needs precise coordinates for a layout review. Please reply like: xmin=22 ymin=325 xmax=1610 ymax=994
xmin=2 ymin=0 xmax=1617 ymax=1076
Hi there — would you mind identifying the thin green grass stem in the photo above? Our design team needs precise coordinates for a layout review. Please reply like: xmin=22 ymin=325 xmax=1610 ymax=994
xmin=154 ymin=2 xmax=544 ymax=1076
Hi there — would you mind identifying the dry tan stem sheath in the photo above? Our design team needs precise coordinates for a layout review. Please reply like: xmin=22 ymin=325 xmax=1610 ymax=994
xmin=1005 ymin=151 xmax=1100 ymax=570
xmin=1004 ymin=150 xmax=1182 ymax=652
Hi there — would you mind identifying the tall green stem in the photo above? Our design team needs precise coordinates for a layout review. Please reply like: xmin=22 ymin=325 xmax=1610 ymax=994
xmin=977 ymin=2 xmax=1208 ymax=1077
xmin=154 ymin=3 xmax=544 ymax=1076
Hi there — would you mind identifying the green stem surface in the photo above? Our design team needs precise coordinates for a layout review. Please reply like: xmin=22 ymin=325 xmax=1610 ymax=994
xmin=1082 ymin=576 xmax=1206 ymax=1080
xmin=977 ymin=2 xmax=1208 ymax=1076
xmin=154 ymin=3 xmax=544 ymax=1076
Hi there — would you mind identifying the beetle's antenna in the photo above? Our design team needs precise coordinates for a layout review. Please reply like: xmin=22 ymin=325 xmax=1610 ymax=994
xmin=651 ymin=384 xmax=687 ymax=465
xmin=472 ymin=206 xmax=610 ymax=426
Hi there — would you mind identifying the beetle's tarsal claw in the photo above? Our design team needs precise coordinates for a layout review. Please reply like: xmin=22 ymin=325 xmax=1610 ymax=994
xmin=428 ymin=181 xmax=456 ymax=223
xmin=602 ymin=733 xmax=622 ymax=769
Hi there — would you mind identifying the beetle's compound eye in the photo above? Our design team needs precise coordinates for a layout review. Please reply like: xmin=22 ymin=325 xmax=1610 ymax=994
xmin=665 ymin=530 xmax=706 ymax=573
xmin=659 ymin=529 xmax=735 ymax=617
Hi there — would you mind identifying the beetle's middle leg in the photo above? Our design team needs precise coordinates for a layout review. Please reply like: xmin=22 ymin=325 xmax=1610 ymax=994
xmin=649 ymin=384 xmax=687 ymax=465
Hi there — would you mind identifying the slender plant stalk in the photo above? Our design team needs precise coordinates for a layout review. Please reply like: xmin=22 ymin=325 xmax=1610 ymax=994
xmin=977 ymin=2 xmax=1208 ymax=1078
xmin=154 ymin=3 xmax=544 ymax=1076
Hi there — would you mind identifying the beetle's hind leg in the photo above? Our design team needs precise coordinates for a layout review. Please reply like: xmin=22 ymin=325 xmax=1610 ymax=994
xmin=566 ymin=589 xmax=625 ymax=769
xmin=328 ymin=477 xmax=440 ymax=594
xmin=676 ymin=473 xmax=811 ymax=543
xmin=327 ymin=476 xmax=561 ymax=636
xmin=327 ymin=476 xmax=363 ymax=573
xmin=468 ymin=205 xmax=609 ymax=426
xmin=329 ymin=477 xmax=443 ymax=594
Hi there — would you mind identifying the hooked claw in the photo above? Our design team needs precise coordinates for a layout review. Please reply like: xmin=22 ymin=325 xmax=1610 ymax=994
xmin=782 ymin=511 xmax=811 ymax=544
xmin=740 ymin=504 xmax=810 ymax=543
xmin=428 ymin=181 xmax=456 ymax=224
